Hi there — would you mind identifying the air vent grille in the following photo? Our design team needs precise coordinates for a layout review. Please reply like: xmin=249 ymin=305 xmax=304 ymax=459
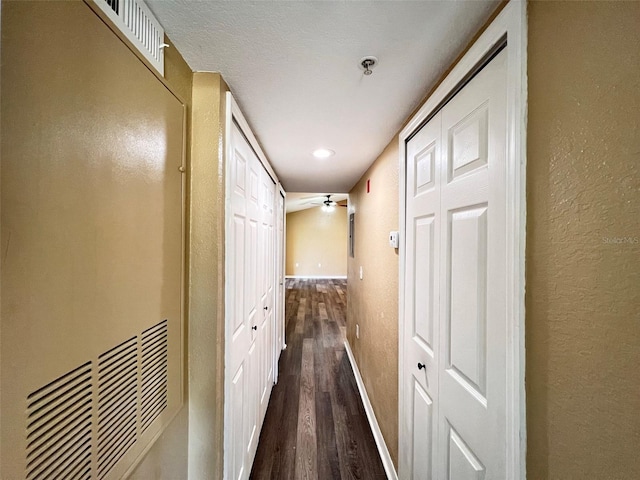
xmin=97 ymin=337 xmax=138 ymax=479
xmin=105 ymin=0 xmax=118 ymax=14
xmin=94 ymin=0 xmax=165 ymax=74
xmin=26 ymin=362 xmax=93 ymax=480
xmin=23 ymin=318 xmax=175 ymax=479
xmin=140 ymin=319 xmax=168 ymax=432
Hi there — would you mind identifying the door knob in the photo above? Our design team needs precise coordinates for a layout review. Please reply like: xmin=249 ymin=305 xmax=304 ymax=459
xmin=252 ymin=325 xmax=257 ymax=331
xmin=264 ymin=306 xmax=268 ymax=310
xmin=417 ymin=362 xmax=426 ymax=370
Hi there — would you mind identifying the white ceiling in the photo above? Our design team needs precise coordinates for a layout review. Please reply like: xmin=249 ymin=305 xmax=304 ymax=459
xmin=147 ymin=0 xmax=499 ymax=193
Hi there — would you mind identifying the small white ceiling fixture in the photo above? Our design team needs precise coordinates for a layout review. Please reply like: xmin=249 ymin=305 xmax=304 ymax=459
xmin=360 ymin=56 xmax=378 ymax=76
xmin=313 ymin=148 xmax=335 ymax=159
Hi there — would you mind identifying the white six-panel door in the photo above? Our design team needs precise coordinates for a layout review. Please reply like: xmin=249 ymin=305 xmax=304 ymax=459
xmin=227 ymin=119 xmax=278 ymax=480
xmin=402 ymin=48 xmax=507 ymax=479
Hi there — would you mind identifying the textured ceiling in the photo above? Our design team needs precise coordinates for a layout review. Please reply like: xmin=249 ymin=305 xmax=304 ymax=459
xmin=147 ymin=0 xmax=499 ymax=193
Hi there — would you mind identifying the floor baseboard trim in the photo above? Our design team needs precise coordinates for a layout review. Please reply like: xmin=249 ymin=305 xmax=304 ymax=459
xmin=344 ymin=340 xmax=398 ymax=480
xmin=285 ymin=275 xmax=347 ymax=279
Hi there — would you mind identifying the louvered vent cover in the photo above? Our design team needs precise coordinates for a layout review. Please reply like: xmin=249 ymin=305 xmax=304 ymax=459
xmin=91 ymin=0 xmax=165 ymax=75
xmin=104 ymin=0 xmax=118 ymax=14
xmin=140 ymin=320 xmax=168 ymax=432
xmin=23 ymin=320 xmax=174 ymax=479
xmin=26 ymin=362 xmax=93 ymax=480
xmin=97 ymin=337 xmax=138 ymax=479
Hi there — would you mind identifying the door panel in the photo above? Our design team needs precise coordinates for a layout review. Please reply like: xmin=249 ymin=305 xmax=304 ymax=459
xmin=404 ymin=111 xmax=441 ymax=479
xmin=412 ymin=379 xmax=434 ymax=479
xmin=228 ymin=122 xmax=264 ymax=479
xmin=231 ymin=364 xmax=245 ymax=480
xmin=402 ymin=49 xmax=507 ymax=480
xmin=447 ymin=205 xmax=488 ymax=400
xmin=227 ymin=119 xmax=278 ymax=479
xmin=414 ymin=215 xmax=436 ymax=352
xmin=447 ymin=425 xmax=485 ymax=480
xmin=437 ymin=49 xmax=507 ymax=479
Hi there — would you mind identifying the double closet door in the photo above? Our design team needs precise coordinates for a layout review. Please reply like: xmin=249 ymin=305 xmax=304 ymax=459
xmin=227 ymin=119 xmax=277 ymax=480
xmin=402 ymin=48 xmax=508 ymax=479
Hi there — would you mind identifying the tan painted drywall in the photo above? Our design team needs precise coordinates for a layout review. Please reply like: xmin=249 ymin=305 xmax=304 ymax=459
xmin=347 ymin=139 xmax=399 ymax=466
xmin=286 ymin=206 xmax=347 ymax=277
xmin=131 ymin=30 xmax=193 ymax=480
xmin=186 ymin=72 xmax=229 ymax=480
xmin=1 ymin=1 xmax=186 ymax=477
xmin=526 ymin=2 xmax=640 ymax=478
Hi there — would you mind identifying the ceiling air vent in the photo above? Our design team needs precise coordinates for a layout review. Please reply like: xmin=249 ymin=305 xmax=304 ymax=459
xmin=26 ymin=362 xmax=93 ymax=480
xmin=91 ymin=0 xmax=165 ymax=75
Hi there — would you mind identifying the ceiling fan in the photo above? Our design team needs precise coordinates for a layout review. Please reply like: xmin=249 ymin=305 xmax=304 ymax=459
xmin=317 ymin=195 xmax=347 ymax=212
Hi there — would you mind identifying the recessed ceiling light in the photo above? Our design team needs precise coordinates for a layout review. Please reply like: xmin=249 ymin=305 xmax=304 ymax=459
xmin=313 ymin=148 xmax=335 ymax=159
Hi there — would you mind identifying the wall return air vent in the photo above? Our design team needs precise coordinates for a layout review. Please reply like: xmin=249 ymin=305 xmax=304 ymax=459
xmin=91 ymin=0 xmax=165 ymax=75
xmin=23 ymin=320 xmax=170 ymax=479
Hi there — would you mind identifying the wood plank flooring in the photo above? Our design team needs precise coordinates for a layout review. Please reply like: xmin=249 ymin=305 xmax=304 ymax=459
xmin=250 ymin=278 xmax=387 ymax=480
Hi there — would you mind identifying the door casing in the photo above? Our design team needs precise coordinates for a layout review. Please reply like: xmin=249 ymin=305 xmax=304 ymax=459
xmin=398 ymin=2 xmax=527 ymax=478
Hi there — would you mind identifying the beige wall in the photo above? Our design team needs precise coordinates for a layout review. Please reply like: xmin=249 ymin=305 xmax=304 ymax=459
xmin=526 ymin=2 xmax=640 ymax=478
xmin=135 ymin=68 xmax=229 ymax=478
xmin=131 ymin=31 xmax=193 ymax=480
xmin=347 ymin=140 xmax=399 ymax=466
xmin=184 ymin=72 xmax=229 ymax=480
xmin=286 ymin=206 xmax=347 ymax=277
xmin=1 ymin=1 xmax=190 ymax=478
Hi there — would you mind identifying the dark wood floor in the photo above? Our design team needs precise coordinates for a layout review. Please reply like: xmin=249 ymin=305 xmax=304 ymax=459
xmin=250 ymin=278 xmax=387 ymax=480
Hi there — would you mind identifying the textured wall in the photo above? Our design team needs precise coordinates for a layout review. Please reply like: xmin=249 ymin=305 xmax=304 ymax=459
xmin=1 ymin=2 xmax=189 ymax=478
xmin=131 ymin=31 xmax=193 ymax=480
xmin=526 ymin=2 xmax=640 ymax=478
xmin=186 ymin=73 xmax=229 ymax=480
xmin=285 ymin=206 xmax=347 ymax=277
xmin=347 ymin=139 xmax=399 ymax=467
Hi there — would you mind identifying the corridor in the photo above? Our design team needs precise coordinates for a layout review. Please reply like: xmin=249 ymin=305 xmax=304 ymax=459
xmin=250 ymin=279 xmax=387 ymax=479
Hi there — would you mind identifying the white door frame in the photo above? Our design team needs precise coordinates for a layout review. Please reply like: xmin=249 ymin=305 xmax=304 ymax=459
xmin=398 ymin=2 xmax=527 ymax=478
xmin=277 ymin=186 xmax=287 ymax=354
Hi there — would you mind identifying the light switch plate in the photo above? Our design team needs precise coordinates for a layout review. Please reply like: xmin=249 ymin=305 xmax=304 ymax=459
xmin=389 ymin=231 xmax=399 ymax=248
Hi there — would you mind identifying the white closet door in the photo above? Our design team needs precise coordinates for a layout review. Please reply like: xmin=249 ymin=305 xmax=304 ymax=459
xmin=403 ymin=111 xmax=442 ymax=480
xmin=402 ymin=48 xmax=508 ymax=479
xmin=258 ymin=169 xmax=276 ymax=422
xmin=228 ymin=121 xmax=265 ymax=480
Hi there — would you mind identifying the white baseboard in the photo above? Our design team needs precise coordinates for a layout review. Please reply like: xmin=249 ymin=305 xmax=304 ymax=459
xmin=344 ymin=340 xmax=398 ymax=480
xmin=284 ymin=275 xmax=347 ymax=279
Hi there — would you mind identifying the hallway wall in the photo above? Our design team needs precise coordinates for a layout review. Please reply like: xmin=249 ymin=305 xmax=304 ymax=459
xmin=184 ymin=72 xmax=229 ymax=480
xmin=129 ymin=32 xmax=193 ymax=480
xmin=134 ymin=72 xmax=230 ymax=479
xmin=286 ymin=206 xmax=347 ymax=277
xmin=526 ymin=2 xmax=640 ymax=477
xmin=1 ymin=1 xmax=192 ymax=477
xmin=347 ymin=139 xmax=399 ymax=466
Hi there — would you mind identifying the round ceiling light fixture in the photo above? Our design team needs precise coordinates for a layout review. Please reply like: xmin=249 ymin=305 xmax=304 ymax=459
xmin=359 ymin=56 xmax=378 ymax=76
xmin=313 ymin=148 xmax=335 ymax=159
